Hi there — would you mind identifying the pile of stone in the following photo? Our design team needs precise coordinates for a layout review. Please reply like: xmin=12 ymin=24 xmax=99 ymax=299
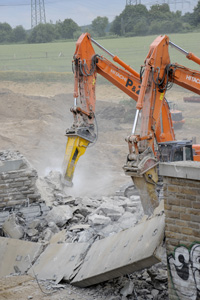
xmin=79 ymin=263 xmax=168 ymax=300
xmin=27 ymin=170 xmax=144 ymax=244
xmin=37 ymin=262 xmax=168 ymax=300
xmin=0 ymin=151 xmax=168 ymax=299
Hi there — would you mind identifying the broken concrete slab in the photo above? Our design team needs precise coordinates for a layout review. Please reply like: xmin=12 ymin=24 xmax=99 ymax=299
xmin=0 ymin=203 xmax=50 ymax=227
xmin=88 ymin=214 xmax=111 ymax=226
xmin=29 ymin=242 xmax=90 ymax=284
xmin=72 ymin=213 xmax=165 ymax=287
xmin=0 ymin=237 xmax=43 ymax=277
xmin=2 ymin=214 xmax=24 ymax=239
xmin=0 ymin=159 xmax=26 ymax=172
xmin=45 ymin=205 xmax=73 ymax=227
xmin=95 ymin=202 xmax=125 ymax=221
xmin=49 ymin=229 xmax=66 ymax=244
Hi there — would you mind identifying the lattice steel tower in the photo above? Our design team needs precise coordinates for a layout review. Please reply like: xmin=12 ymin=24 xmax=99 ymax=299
xmin=31 ymin=0 xmax=46 ymax=28
xmin=126 ymin=0 xmax=141 ymax=5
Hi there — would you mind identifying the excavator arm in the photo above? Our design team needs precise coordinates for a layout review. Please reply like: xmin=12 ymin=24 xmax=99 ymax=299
xmin=124 ymin=35 xmax=200 ymax=214
xmin=64 ymin=33 xmax=200 ymax=216
xmin=64 ymin=33 xmax=141 ymax=182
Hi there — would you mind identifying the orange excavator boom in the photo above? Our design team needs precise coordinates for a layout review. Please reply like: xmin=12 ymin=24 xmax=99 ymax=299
xmin=64 ymin=33 xmax=200 ymax=214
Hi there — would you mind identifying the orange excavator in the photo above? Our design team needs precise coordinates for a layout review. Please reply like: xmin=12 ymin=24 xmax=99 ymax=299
xmin=63 ymin=33 xmax=200 ymax=215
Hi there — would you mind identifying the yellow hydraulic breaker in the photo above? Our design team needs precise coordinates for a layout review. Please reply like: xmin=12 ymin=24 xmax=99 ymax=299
xmin=63 ymin=135 xmax=90 ymax=183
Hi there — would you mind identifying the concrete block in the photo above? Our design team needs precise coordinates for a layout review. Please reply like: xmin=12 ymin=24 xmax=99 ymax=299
xmin=159 ymin=161 xmax=200 ymax=180
xmin=0 ymin=211 xmax=9 ymax=225
xmin=0 ymin=237 xmax=43 ymax=276
xmin=2 ymin=214 xmax=24 ymax=239
xmin=45 ymin=206 xmax=73 ymax=227
xmin=0 ymin=159 xmax=26 ymax=173
xmin=72 ymin=214 xmax=165 ymax=287
xmin=29 ymin=242 xmax=90 ymax=284
xmin=88 ymin=214 xmax=111 ymax=226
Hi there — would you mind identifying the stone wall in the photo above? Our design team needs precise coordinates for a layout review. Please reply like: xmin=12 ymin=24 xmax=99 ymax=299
xmin=160 ymin=161 xmax=200 ymax=300
xmin=0 ymin=150 xmax=41 ymax=209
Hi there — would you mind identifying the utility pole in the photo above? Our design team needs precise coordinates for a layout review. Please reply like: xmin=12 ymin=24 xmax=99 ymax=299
xmin=31 ymin=0 xmax=46 ymax=28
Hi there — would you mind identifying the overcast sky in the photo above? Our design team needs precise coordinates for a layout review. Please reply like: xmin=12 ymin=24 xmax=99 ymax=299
xmin=0 ymin=0 xmax=198 ymax=29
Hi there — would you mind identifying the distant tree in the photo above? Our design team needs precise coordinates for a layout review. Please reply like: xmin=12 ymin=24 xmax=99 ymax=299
xmin=91 ymin=16 xmax=108 ymax=37
xmin=193 ymin=0 xmax=200 ymax=26
xmin=133 ymin=17 xmax=149 ymax=36
xmin=148 ymin=4 xmax=183 ymax=34
xmin=28 ymin=23 xmax=55 ymax=43
xmin=0 ymin=22 xmax=12 ymax=42
xmin=148 ymin=3 xmax=172 ymax=22
xmin=82 ymin=26 xmax=95 ymax=37
xmin=110 ymin=16 xmax=121 ymax=36
xmin=73 ymin=30 xmax=82 ymax=40
xmin=182 ymin=12 xmax=194 ymax=26
xmin=59 ymin=19 xmax=80 ymax=39
xmin=110 ymin=5 xmax=148 ymax=36
xmin=12 ymin=25 xmax=27 ymax=42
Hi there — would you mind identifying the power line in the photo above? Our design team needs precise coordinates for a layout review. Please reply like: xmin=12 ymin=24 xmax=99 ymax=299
xmin=0 ymin=3 xmax=29 ymax=6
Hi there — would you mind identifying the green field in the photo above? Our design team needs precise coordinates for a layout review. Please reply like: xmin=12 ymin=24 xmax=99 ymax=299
xmin=0 ymin=32 xmax=199 ymax=82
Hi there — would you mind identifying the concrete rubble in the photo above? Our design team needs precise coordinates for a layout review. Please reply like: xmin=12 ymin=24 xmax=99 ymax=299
xmin=0 ymin=236 xmax=43 ymax=277
xmin=0 ymin=150 xmax=169 ymax=299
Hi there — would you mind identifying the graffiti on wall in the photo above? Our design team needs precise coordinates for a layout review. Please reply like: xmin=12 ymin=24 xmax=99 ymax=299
xmin=168 ymin=243 xmax=200 ymax=300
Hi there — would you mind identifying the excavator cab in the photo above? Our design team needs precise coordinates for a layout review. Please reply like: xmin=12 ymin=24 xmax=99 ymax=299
xmin=158 ymin=140 xmax=194 ymax=162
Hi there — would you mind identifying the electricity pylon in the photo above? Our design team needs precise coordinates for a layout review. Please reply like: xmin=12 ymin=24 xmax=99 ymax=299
xmin=31 ymin=0 xmax=46 ymax=28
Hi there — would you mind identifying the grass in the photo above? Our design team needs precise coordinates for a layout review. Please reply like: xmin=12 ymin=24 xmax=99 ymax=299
xmin=0 ymin=32 xmax=199 ymax=82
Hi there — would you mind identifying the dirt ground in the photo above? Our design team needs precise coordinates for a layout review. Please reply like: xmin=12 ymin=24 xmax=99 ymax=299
xmin=0 ymin=81 xmax=199 ymax=195
xmin=0 ymin=275 xmax=108 ymax=300
xmin=0 ymin=81 xmax=200 ymax=299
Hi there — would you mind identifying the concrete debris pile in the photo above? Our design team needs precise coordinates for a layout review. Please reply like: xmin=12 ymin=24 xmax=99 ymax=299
xmin=0 ymin=150 xmax=168 ymax=300
xmin=78 ymin=263 xmax=168 ymax=300
xmin=34 ymin=170 xmax=144 ymax=244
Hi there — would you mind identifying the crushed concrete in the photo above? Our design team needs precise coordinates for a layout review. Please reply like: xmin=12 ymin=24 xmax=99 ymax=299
xmin=0 ymin=150 xmax=168 ymax=299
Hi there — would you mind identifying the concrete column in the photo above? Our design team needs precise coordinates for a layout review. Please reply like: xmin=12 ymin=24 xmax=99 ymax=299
xmin=160 ymin=161 xmax=200 ymax=300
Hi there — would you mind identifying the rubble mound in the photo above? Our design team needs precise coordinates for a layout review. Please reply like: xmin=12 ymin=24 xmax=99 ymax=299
xmin=0 ymin=150 xmax=168 ymax=299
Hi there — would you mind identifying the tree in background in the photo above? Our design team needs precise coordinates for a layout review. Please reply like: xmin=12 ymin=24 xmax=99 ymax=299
xmin=12 ymin=26 xmax=27 ymax=42
xmin=110 ymin=4 xmax=148 ymax=36
xmin=57 ymin=18 xmax=80 ymax=39
xmin=0 ymin=1 xmax=200 ymax=44
xmin=0 ymin=22 xmax=12 ymax=43
xmin=193 ymin=0 xmax=200 ymax=26
xmin=91 ymin=16 xmax=108 ymax=37
xmin=27 ymin=23 xmax=56 ymax=43
xmin=148 ymin=4 xmax=182 ymax=34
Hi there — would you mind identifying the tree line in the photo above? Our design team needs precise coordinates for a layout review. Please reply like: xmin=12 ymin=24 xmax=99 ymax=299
xmin=0 ymin=1 xmax=200 ymax=44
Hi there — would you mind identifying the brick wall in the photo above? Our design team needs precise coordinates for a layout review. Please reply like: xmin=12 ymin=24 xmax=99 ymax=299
xmin=0 ymin=150 xmax=41 ymax=208
xmin=160 ymin=161 xmax=200 ymax=300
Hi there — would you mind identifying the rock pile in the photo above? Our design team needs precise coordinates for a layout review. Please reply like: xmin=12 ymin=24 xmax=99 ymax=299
xmin=31 ymin=171 xmax=144 ymax=244
xmin=0 ymin=152 xmax=168 ymax=299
